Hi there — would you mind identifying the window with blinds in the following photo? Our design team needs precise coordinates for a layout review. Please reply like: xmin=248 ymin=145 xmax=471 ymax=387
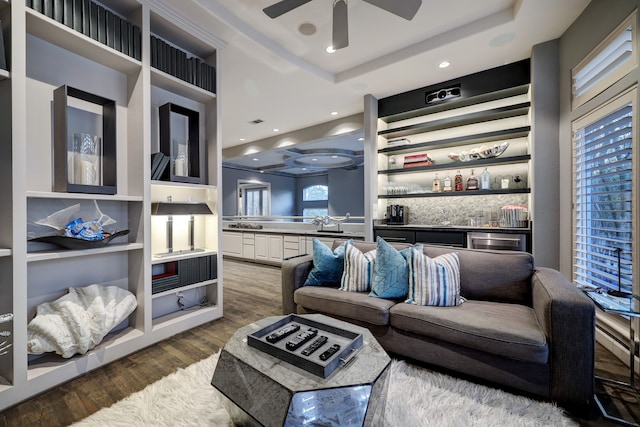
xmin=572 ymin=89 xmax=635 ymax=296
xmin=572 ymin=11 xmax=637 ymax=109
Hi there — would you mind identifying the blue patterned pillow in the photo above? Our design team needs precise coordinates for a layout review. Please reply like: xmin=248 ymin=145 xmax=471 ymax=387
xmin=304 ymin=238 xmax=351 ymax=286
xmin=369 ymin=237 xmax=421 ymax=299
xmin=339 ymin=241 xmax=376 ymax=292
xmin=406 ymin=248 xmax=461 ymax=306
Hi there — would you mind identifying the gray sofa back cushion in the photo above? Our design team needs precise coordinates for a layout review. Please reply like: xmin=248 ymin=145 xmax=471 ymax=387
xmin=332 ymin=240 xmax=534 ymax=305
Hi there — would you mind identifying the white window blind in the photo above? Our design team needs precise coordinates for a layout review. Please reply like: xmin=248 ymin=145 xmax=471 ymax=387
xmin=572 ymin=89 xmax=635 ymax=295
xmin=572 ymin=11 xmax=637 ymax=109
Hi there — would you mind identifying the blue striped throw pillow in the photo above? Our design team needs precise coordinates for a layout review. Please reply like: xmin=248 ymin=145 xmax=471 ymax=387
xmin=339 ymin=241 xmax=376 ymax=292
xmin=406 ymin=248 xmax=461 ymax=306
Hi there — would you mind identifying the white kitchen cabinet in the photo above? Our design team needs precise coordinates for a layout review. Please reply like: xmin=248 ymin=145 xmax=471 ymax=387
xmin=222 ymin=232 xmax=243 ymax=257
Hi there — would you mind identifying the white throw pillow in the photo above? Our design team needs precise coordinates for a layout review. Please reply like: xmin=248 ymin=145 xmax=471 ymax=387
xmin=406 ymin=248 xmax=462 ymax=306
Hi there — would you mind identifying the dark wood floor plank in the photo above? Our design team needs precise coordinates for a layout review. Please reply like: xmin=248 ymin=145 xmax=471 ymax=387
xmin=0 ymin=258 xmax=636 ymax=426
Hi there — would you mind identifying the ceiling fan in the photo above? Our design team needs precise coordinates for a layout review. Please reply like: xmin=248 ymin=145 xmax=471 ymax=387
xmin=263 ymin=0 xmax=423 ymax=50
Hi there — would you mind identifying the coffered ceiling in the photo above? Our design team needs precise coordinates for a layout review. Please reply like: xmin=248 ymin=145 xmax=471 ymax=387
xmin=151 ymin=0 xmax=591 ymax=171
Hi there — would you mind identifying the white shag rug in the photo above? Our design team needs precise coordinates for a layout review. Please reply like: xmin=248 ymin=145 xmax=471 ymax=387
xmin=72 ymin=352 xmax=578 ymax=427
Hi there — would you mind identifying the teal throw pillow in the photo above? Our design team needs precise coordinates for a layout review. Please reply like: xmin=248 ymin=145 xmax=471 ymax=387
xmin=304 ymin=238 xmax=351 ymax=286
xmin=370 ymin=237 xmax=420 ymax=299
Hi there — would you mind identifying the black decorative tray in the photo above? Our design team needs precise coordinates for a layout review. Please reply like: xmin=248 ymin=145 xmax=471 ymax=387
xmin=247 ymin=314 xmax=363 ymax=378
xmin=29 ymin=230 xmax=130 ymax=249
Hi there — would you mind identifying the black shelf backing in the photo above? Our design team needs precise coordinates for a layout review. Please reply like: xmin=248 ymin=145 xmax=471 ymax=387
xmin=379 ymin=188 xmax=531 ymax=199
xmin=378 ymin=102 xmax=530 ymax=140
xmin=378 ymin=127 xmax=530 ymax=155
xmin=379 ymin=154 xmax=531 ymax=175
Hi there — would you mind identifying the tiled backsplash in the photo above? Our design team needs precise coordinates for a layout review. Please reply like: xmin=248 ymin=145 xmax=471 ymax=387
xmin=383 ymin=194 xmax=529 ymax=226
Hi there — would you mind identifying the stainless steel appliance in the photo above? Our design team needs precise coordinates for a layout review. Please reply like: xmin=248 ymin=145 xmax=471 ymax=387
xmin=467 ymin=232 xmax=527 ymax=251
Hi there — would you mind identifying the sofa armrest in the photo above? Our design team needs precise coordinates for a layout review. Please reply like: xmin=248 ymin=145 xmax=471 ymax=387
xmin=532 ymin=267 xmax=595 ymax=407
xmin=281 ymin=254 xmax=314 ymax=315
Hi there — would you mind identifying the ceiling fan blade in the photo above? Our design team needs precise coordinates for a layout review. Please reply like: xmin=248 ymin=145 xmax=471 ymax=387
xmin=332 ymin=0 xmax=349 ymax=50
xmin=263 ymin=0 xmax=312 ymax=19
xmin=362 ymin=0 xmax=422 ymax=20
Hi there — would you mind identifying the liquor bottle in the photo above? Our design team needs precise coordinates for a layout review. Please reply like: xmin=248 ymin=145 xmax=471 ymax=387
xmin=432 ymin=173 xmax=441 ymax=192
xmin=480 ymin=168 xmax=491 ymax=190
xmin=466 ymin=169 xmax=479 ymax=191
xmin=454 ymin=170 xmax=463 ymax=191
xmin=443 ymin=174 xmax=452 ymax=192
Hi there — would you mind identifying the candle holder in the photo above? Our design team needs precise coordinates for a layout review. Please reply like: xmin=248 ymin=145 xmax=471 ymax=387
xmin=53 ymin=85 xmax=117 ymax=195
xmin=159 ymin=103 xmax=204 ymax=184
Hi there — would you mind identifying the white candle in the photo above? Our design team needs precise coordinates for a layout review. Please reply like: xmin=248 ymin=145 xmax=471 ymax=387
xmin=175 ymin=158 xmax=186 ymax=176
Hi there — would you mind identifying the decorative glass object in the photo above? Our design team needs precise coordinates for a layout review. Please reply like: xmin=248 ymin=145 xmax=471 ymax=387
xmin=70 ymin=133 xmax=102 ymax=186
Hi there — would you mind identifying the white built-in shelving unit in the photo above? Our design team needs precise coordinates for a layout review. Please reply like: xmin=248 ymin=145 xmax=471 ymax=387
xmin=0 ymin=0 xmax=223 ymax=409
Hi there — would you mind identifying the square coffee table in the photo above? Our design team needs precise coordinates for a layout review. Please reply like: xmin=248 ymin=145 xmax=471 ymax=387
xmin=211 ymin=313 xmax=391 ymax=427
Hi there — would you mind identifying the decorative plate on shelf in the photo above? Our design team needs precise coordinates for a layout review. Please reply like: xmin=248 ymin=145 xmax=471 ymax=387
xmin=29 ymin=230 xmax=130 ymax=250
xmin=448 ymin=142 xmax=509 ymax=162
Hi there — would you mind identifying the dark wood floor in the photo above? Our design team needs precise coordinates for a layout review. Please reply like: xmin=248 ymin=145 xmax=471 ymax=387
xmin=0 ymin=258 xmax=638 ymax=426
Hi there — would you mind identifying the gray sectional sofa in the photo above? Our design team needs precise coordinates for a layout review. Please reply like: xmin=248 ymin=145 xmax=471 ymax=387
xmin=281 ymin=239 xmax=595 ymax=410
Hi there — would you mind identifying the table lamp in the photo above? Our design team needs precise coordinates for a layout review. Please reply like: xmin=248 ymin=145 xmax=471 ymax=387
xmin=151 ymin=196 xmax=213 ymax=257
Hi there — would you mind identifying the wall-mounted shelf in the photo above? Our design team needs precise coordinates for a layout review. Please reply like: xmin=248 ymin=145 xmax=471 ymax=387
xmin=379 ymin=188 xmax=531 ymax=199
xmin=378 ymin=102 xmax=530 ymax=140
xmin=379 ymin=155 xmax=531 ymax=175
xmin=26 ymin=191 xmax=143 ymax=202
xmin=378 ymin=127 xmax=531 ymax=155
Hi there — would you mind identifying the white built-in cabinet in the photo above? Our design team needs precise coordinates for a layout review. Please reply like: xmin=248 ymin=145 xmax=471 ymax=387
xmin=0 ymin=0 xmax=223 ymax=409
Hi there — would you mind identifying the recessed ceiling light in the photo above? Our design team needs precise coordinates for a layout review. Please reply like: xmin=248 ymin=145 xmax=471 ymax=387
xmin=302 ymin=168 xmax=307 ymax=171
xmin=240 ymin=138 xmax=245 ymax=141
xmin=260 ymin=170 xmax=264 ymax=173
xmin=439 ymin=61 xmax=450 ymax=69
xmin=326 ymin=46 xmax=336 ymax=54
xmin=273 ymin=128 xmax=279 ymax=132
xmin=252 ymin=158 xmax=259 ymax=161
xmin=312 ymin=158 xmax=318 ymax=161
xmin=331 ymin=111 xmax=338 ymax=116
xmin=331 ymin=155 xmax=338 ymax=158
xmin=357 ymin=137 xmax=364 ymax=141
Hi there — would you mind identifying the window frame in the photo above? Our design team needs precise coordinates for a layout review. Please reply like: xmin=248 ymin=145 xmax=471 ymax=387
xmin=571 ymin=86 xmax=637 ymax=299
xmin=572 ymin=11 xmax=637 ymax=109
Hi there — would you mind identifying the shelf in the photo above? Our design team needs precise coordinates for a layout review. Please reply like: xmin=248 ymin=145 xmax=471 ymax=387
xmin=152 ymin=279 xmax=217 ymax=299
xmin=379 ymin=155 xmax=531 ymax=175
xmin=27 ymin=327 xmax=144 ymax=381
xmin=27 ymin=243 xmax=143 ymax=263
xmin=151 ymin=304 xmax=220 ymax=330
xmin=0 ymin=69 xmax=9 ymax=81
xmin=150 ymin=180 xmax=217 ymax=191
xmin=378 ymin=102 xmax=530 ymax=140
xmin=0 ymin=249 xmax=11 ymax=258
xmin=378 ymin=127 xmax=530 ymax=155
xmin=151 ymin=248 xmax=217 ymax=264
xmin=151 ymin=68 xmax=216 ymax=103
xmin=25 ymin=8 xmax=141 ymax=75
xmin=379 ymin=188 xmax=531 ymax=199
xmin=26 ymin=191 xmax=144 ymax=202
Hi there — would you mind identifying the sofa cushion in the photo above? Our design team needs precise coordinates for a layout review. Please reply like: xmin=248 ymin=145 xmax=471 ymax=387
xmin=389 ymin=300 xmax=548 ymax=364
xmin=422 ymin=245 xmax=534 ymax=305
xmin=339 ymin=241 xmax=376 ymax=292
xmin=304 ymin=239 xmax=351 ymax=286
xmin=406 ymin=249 xmax=462 ymax=306
xmin=294 ymin=287 xmax=395 ymax=326
xmin=370 ymin=238 xmax=419 ymax=299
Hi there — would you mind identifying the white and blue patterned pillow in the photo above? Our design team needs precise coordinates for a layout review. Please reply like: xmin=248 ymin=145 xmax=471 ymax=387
xmin=304 ymin=238 xmax=351 ymax=286
xmin=339 ymin=241 xmax=376 ymax=292
xmin=406 ymin=248 xmax=462 ymax=306
xmin=369 ymin=237 xmax=421 ymax=299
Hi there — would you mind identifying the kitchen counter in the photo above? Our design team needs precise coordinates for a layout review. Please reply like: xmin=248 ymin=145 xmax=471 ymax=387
xmin=374 ymin=224 xmax=531 ymax=233
xmin=223 ymin=227 xmax=365 ymax=239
